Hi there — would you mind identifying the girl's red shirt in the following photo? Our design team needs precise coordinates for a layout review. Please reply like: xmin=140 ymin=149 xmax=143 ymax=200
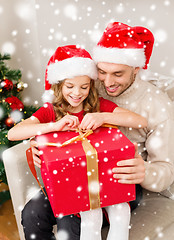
xmin=32 ymin=97 xmax=118 ymax=123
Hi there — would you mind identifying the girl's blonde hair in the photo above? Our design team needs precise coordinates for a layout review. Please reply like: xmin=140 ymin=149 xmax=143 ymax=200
xmin=51 ymin=79 xmax=100 ymax=121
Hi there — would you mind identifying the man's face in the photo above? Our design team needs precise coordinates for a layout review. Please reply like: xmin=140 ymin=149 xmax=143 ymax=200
xmin=97 ymin=62 xmax=139 ymax=97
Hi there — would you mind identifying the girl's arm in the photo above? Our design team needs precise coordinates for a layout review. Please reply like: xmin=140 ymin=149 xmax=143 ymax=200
xmin=8 ymin=115 xmax=79 ymax=141
xmin=79 ymin=107 xmax=147 ymax=130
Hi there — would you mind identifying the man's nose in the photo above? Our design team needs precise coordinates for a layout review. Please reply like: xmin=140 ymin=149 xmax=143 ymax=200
xmin=104 ymin=74 xmax=114 ymax=86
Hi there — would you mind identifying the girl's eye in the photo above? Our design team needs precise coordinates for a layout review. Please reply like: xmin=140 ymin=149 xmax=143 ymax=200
xmin=81 ymin=87 xmax=88 ymax=90
xmin=66 ymin=86 xmax=73 ymax=89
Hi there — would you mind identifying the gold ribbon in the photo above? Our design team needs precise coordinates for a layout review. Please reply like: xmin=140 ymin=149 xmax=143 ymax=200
xmin=37 ymin=124 xmax=118 ymax=210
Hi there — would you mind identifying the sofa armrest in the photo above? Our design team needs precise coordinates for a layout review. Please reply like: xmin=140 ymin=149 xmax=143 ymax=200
xmin=2 ymin=141 xmax=43 ymax=240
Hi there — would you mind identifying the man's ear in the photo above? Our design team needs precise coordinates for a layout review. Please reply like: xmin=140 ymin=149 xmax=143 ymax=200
xmin=134 ymin=67 xmax=140 ymax=74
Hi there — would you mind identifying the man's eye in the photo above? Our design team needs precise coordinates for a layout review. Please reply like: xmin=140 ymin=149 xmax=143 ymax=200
xmin=99 ymin=70 xmax=105 ymax=74
xmin=114 ymin=74 xmax=122 ymax=77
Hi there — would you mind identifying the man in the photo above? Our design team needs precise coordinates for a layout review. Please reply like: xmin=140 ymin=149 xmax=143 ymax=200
xmin=22 ymin=22 xmax=174 ymax=240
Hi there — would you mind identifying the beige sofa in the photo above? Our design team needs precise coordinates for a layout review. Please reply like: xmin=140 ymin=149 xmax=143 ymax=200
xmin=3 ymin=141 xmax=174 ymax=240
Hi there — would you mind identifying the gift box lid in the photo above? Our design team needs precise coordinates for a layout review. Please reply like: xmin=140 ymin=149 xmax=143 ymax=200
xmin=36 ymin=127 xmax=135 ymax=172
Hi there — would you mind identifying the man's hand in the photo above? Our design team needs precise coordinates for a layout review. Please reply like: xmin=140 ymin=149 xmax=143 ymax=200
xmin=112 ymin=143 xmax=145 ymax=184
xmin=79 ymin=113 xmax=104 ymax=130
xmin=30 ymin=139 xmax=42 ymax=168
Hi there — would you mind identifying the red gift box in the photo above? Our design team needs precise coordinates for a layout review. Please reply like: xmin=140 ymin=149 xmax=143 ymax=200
xmin=31 ymin=126 xmax=135 ymax=217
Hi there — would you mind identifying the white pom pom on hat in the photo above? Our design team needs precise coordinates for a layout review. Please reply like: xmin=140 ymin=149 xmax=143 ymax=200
xmin=42 ymin=45 xmax=98 ymax=103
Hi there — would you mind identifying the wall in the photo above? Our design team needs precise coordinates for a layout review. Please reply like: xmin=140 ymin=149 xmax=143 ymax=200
xmin=1 ymin=0 xmax=174 ymax=106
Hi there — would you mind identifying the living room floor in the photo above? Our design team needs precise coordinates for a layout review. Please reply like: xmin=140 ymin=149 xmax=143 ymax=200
xmin=0 ymin=183 xmax=20 ymax=240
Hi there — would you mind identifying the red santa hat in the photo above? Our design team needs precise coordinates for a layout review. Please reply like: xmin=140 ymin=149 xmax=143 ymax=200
xmin=93 ymin=22 xmax=154 ymax=69
xmin=42 ymin=45 xmax=98 ymax=103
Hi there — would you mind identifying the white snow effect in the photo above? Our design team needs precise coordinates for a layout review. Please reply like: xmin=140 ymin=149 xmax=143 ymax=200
xmin=87 ymin=150 xmax=92 ymax=156
xmin=30 ymin=234 xmax=36 ymax=239
xmin=26 ymin=71 xmax=33 ymax=79
xmin=87 ymin=6 xmax=92 ymax=12
xmin=155 ymin=29 xmax=168 ymax=43
xmin=151 ymin=183 xmax=157 ymax=189
xmin=150 ymin=4 xmax=156 ymax=11
xmin=69 ymin=157 xmax=73 ymax=162
xmin=76 ymin=186 xmax=82 ymax=192
xmin=89 ymin=29 xmax=102 ymax=43
xmin=95 ymin=142 xmax=100 ymax=147
xmin=164 ymin=0 xmax=170 ymax=6
xmin=10 ymin=110 xmax=24 ymax=123
xmin=147 ymin=19 xmax=155 ymax=28
xmin=11 ymin=30 xmax=18 ymax=36
xmin=54 ymin=9 xmax=60 ymax=15
xmin=1 ymin=41 xmax=16 ymax=55
xmin=107 ymin=169 xmax=112 ymax=175
xmin=53 ymin=170 xmax=58 ymax=175
xmin=37 ymin=131 xmax=42 ymax=136
xmin=48 ymin=35 xmax=53 ymax=40
xmin=0 ymin=5 xmax=3 ymax=14
xmin=140 ymin=16 xmax=146 ymax=22
xmin=53 ymin=133 xmax=58 ymax=138
xmin=160 ymin=61 xmax=166 ymax=67
xmin=81 ymin=161 xmax=86 ymax=167
xmin=115 ymin=3 xmax=125 ymax=13
xmin=56 ymin=230 xmax=69 ymax=240
xmin=87 ymin=171 xmax=92 ymax=176
xmin=72 ymin=34 xmax=77 ymax=39
xmin=64 ymin=4 xmax=78 ymax=21
xmin=18 ymin=205 xmax=24 ymax=211
xmin=14 ymin=2 xmax=34 ymax=21
xmin=88 ymin=180 xmax=100 ymax=194
xmin=25 ymin=29 xmax=30 ymax=34
xmin=23 ymin=140 xmax=28 ymax=145
xmin=26 ymin=186 xmax=40 ymax=201
xmin=35 ymin=4 xmax=40 ymax=9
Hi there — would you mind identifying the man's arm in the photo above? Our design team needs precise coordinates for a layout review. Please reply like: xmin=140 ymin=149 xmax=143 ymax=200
xmin=141 ymin=119 xmax=174 ymax=192
xmin=112 ymin=119 xmax=174 ymax=192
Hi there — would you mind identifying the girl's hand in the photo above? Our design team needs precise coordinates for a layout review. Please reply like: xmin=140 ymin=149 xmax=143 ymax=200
xmin=79 ymin=113 xmax=104 ymax=130
xmin=53 ymin=115 xmax=80 ymax=131
xmin=30 ymin=139 xmax=42 ymax=168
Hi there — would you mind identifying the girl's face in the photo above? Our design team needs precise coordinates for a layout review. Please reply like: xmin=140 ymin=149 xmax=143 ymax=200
xmin=62 ymin=75 xmax=91 ymax=113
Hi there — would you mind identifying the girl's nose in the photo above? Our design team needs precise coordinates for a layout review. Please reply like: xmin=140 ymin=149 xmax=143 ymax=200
xmin=73 ymin=87 xmax=80 ymax=95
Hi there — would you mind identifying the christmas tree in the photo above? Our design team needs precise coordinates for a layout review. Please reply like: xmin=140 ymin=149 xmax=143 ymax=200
xmin=0 ymin=53 xmax=38 ymax=204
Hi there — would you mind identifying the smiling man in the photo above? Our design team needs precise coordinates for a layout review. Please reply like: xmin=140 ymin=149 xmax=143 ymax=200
xmin=93 ymin=22 xmax=174 ymax=191
xmin=22 ymin=22 xmax=174 ymax=240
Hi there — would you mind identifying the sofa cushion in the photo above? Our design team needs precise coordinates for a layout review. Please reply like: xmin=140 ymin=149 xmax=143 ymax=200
xmin=102 ymin=190 xmax=174 ymax=240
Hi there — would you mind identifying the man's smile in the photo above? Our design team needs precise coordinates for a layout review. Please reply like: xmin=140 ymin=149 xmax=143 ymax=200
xmin=105 ymin=85 xmax=120 ymax=93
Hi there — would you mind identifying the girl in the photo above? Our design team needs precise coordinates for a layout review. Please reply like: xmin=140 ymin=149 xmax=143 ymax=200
xmin=8 ymin=45 xmax=147 ymax=240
